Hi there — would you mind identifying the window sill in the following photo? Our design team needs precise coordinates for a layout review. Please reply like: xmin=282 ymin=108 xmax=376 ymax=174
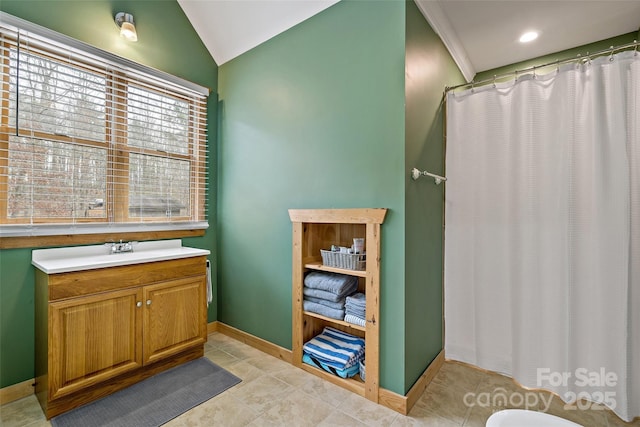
xmin=0 ymin=222 xmax=208 ymax=249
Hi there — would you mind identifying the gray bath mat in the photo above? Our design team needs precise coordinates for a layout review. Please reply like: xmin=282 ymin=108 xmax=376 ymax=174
xmin=51 ymin=357 xmax=241 ymax=427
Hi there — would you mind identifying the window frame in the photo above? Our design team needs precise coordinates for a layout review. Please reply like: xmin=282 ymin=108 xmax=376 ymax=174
xmin=1 ymin=39 xmax=112 ymax=224
xmin=0 ymin=17 xmax=209 ymax=247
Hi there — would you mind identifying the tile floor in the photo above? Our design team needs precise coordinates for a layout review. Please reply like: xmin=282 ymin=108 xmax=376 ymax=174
xmin=1 ymin=332 xmax=638 ymax=427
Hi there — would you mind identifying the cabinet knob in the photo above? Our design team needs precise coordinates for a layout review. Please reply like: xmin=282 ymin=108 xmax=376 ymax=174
xmin=146 ymin=299 xmax=152 ymax=306
xmin=136 ymin=301 xmax=142 ymax=308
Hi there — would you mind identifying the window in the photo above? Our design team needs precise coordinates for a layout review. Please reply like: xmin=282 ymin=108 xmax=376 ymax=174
xmin=0 ymin=16 xmax=208 ymax=237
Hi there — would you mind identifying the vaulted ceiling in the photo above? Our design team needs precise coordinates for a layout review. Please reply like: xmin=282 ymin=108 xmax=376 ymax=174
xmin=177 ymin=0 xmax=339 ymax=66
xmin=177 ymin=0 xmax=640 ymax=82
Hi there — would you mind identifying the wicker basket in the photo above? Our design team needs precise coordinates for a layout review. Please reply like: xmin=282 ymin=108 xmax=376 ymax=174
xmin=320 ymin=250 xmax=366 ymax=271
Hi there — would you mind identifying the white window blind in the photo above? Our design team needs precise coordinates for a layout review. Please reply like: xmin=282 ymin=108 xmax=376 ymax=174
xmin=0 ymin=14 xmax=209 ymax=236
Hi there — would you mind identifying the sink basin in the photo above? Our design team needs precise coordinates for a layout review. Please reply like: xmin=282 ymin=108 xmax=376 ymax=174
xmin=32 ymin=240 xmax=210 ymax=274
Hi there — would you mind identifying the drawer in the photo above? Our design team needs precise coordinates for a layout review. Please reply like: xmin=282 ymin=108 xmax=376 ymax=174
xmin=45 ymin=256 xmax=207 ymax=301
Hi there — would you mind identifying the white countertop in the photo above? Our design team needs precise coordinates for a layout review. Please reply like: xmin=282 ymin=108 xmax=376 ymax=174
xmin=32 ymin=239 xmax=210 ymax=274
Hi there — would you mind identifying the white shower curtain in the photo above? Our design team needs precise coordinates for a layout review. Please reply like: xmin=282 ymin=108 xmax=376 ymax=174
xmin=444 ymin=51 xmax=639 ymax=422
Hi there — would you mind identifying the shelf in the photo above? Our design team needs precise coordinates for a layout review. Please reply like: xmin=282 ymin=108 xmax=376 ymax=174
xmin=289 ymin=208 xmax=387 ymax=224
xmin=299 ymin=362 xmax=365 ymax=396
xmin=303 ymin=311 xmax=366 ymax=332
xmin=304 ymin=261 xmax=367 ymax=278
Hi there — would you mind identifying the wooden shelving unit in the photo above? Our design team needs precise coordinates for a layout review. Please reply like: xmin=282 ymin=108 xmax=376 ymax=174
xmin=289 ymin=208 xmax=387 ymax=403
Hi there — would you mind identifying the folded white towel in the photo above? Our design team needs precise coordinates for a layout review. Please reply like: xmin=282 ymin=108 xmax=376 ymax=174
xmin=206 ymin=260 xmax=213 ymax=306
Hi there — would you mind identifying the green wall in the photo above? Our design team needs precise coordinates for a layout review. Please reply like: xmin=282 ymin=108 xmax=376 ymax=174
xmin=0 ymin=0 xmax=217 ymax=388
xmin=217 ymin=0 xmax=407 ymax=393
xmin=403 ymin=0 xmax=464 ymax=393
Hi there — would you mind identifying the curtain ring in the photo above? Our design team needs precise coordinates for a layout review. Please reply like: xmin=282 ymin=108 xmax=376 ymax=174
xmin=634 ymin=40 xmax=638 ymax=56
xmin=609 ymin=46 xmax=615 ymax=62
xmin=533 ymin=66 xmax=537 ymax=79
xmin=493 ymin=75 xmax=497 ymax=88
xmin=471 ymin=80 xmax=475 ymax=93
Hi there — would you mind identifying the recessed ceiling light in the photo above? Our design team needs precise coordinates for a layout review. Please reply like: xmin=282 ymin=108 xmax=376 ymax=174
xmin=519 ymin=31 xmax=539 ymax=43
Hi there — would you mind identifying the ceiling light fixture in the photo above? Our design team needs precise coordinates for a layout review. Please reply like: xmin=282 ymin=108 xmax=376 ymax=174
xmin=519 ymin=31 xmax=539 ymax=43
xmin=115 ymin=12 xmax=138 ymax=42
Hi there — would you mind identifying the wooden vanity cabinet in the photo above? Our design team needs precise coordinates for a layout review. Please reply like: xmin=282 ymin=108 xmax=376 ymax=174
xmin=35 ymin=256 xmax=208 ymax=419
xmin=48 ymin=287 xmax=143 ymax=400
xmin=143 ymin=276 xmax=206 ymax=365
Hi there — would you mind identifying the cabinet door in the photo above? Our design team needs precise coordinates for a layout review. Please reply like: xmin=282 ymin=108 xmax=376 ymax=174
xmin=49 ymin=288 xmax=143 ymax=400
xmin=143 ymin=276 xmax=206 ymax=365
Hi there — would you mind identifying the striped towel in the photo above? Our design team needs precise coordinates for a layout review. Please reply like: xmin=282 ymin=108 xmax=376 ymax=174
xmin=344 ymin=313 xmax=366 ymax=327
xmin=302 ymin=327 xmax=365 ymax=369
xmin=302 ymin=353 xmax=360 ymax=379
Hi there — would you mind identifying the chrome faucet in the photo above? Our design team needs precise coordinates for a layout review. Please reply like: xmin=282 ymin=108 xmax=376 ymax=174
xmin=107 ymin=240 xmax=136 ymax=254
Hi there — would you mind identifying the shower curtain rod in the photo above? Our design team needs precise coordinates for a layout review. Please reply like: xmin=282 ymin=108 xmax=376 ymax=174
xmin=445 ymin=39 xmax=639 ymax=93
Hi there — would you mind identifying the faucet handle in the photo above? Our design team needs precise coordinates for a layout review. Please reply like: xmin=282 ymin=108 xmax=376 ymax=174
xmin=104 ymin=239 xmax=136 ymax=253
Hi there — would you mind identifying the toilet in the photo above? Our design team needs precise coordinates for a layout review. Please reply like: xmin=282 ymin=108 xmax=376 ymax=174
xmin=486 ymin=409 xmax=583 ymax=427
